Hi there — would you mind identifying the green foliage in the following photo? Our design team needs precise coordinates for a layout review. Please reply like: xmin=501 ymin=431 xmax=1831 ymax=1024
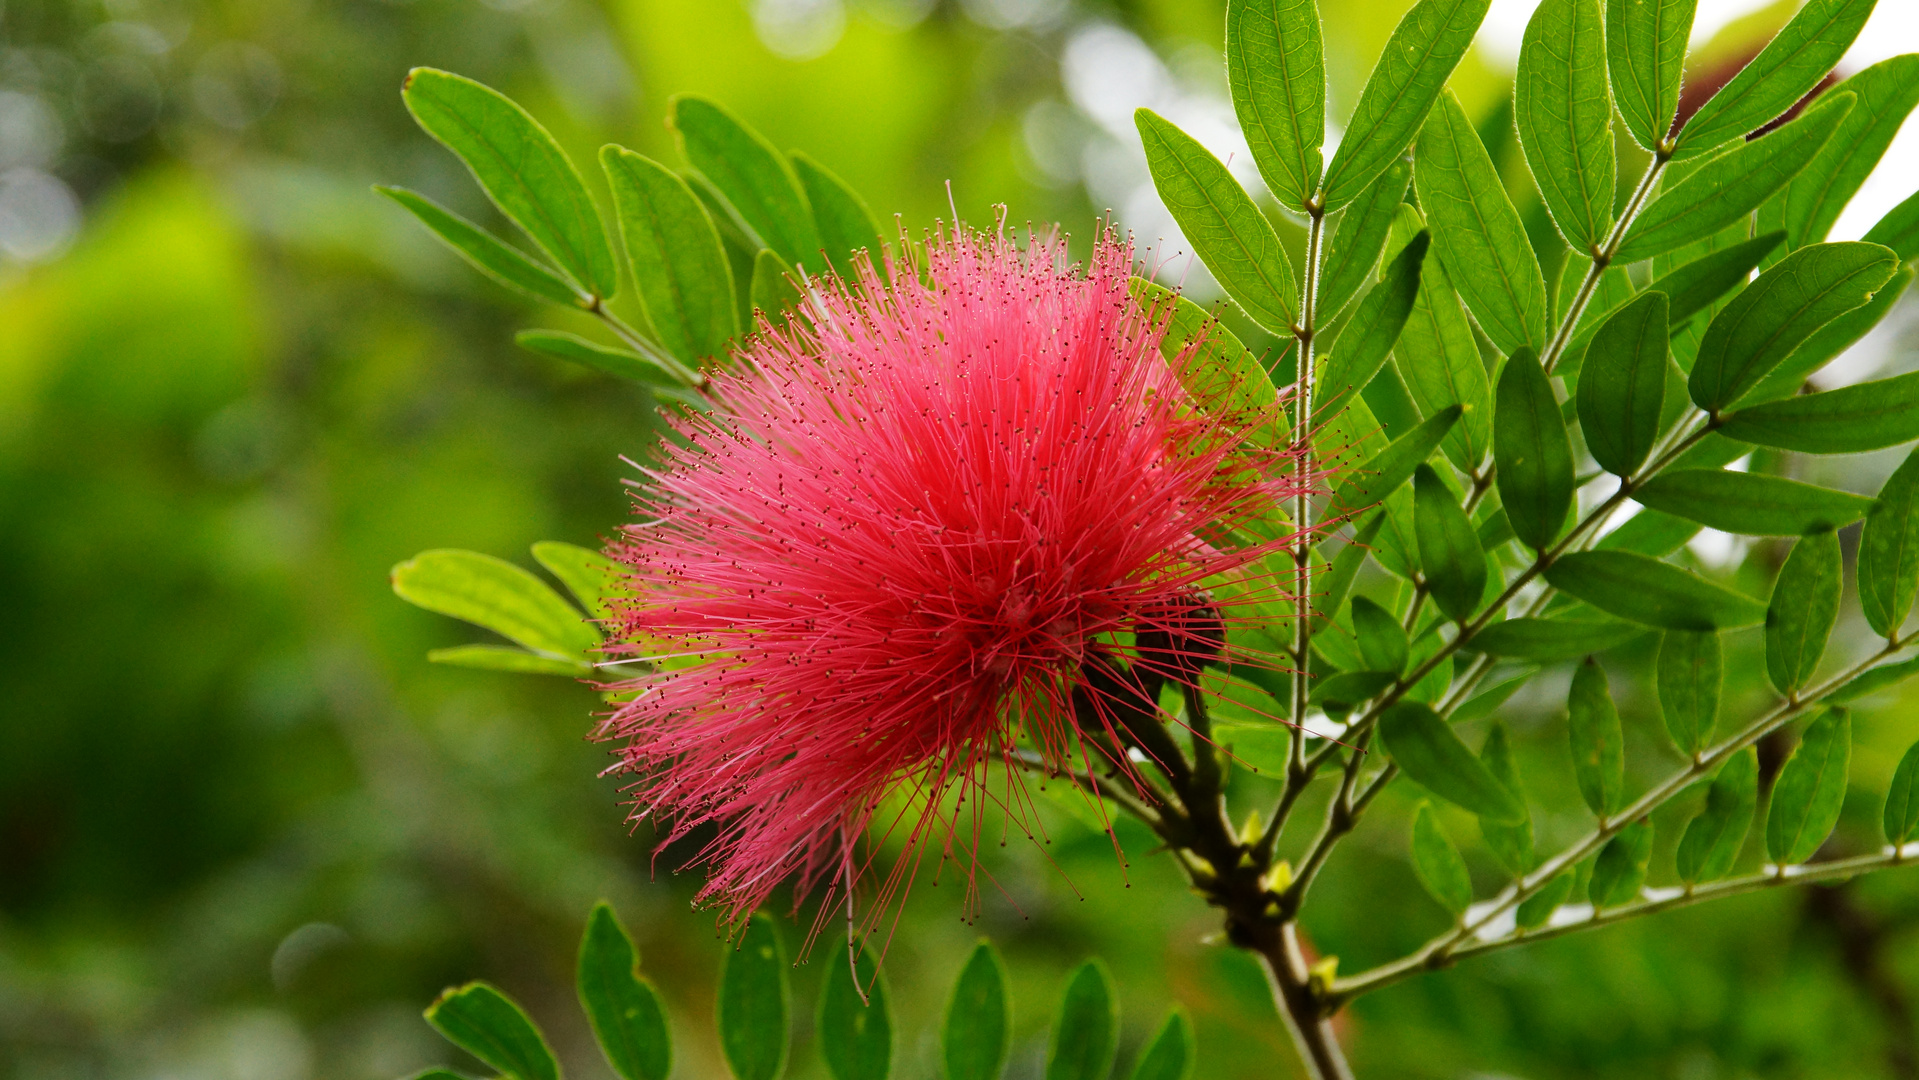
xmin=1317 ymin=159 xmax=1413 ymax=321
xmin=673 ymin=96 xmax=821 ymax=270
xmin=1412 ymin=464 xmax=1488 ymax=621
xmin=1884 ymin=742 xmax=1919 ymax=847
xmin=1479 ymin=723 xmax=1536 ymax=875
xmin=391 ymin=548 xmax=601 ymax=672
xmin=1720 ymin=367 xmax=1919 ymax=454
xmin=1132 ymin=280 xmax=1281 ymax=433
xmin=1136 ymin=108 xmax=1299 ymax=334
xmin=1577 ymin=292 xmax=1668 ymax=477
xmin=1493 ymin=347 xmax=1574 ymax=551
xmin=1046 ymin=961 xmax=1118 ymax=1080
xmin=1657 ymin=629 xmax=1722 ymax=758
xmin=1410 ymin=803 xmax=1473 ymax=914
xmin=426 ymin=983 xmax=562 ymax=1080
xmin=1781 ymin=56 xmax=1919 ymax=249
xmin=819 ymin=951 xmax=893 ymax=1080
xmin=1861 ymin=447 xmax=1919 ymax=638
xmin=720 ymin=915 xmax=790 ymax=1080
xmin=1318 ymin=233 xmax=1427 ymax=417
xmin=1325 ymin=405 xmax=1460 ymax=521
xmin=1632 ymin=469 xmax=1873 ymax=536
xmin=1318 ymin=0 xmax=1492 ymax=209
xmin=1567 ymin=658 xmax=1625 ymax=817
xmin=1226 ymin=0 xmax=1326 ymax=213
xmin=579 ymin=904 xmax=672 ymax=1080
xmin=1766 ymin=531 xmax=1843 ymax=696
xmin=1379 ymin=702 xmax=1526 ymax=822
xmin=1129 ymin=1011 xmax=1196 ymax=1080
xmin=944 ymin=943 xmax=1012 ymax=1080
xmin=1606 ymin=0 xmax=1694 ymax=152
xmin=402 ymin=68 xmax=618 ymax=300
xmin=1673 ymin=0 xmax=1876 ymax=156
xmin=751 ymin=249 xmax=803 ymax=316
xmin=376 ymin=186 xmax=589 ymax=308
xmin=1544 ymin=552 xmax=1767 ymax=630
xmin=1465 ymin=617 xmax=1643 ymax=660
xmin=1676 ymin=748 xmax=1759 ymax=884
xmin=1516 ymin=0 xmax=1614 ymax=253
xmin=601 ymin=146 xmax=740 ymax=366
xmin=1767 ymin=709 xmax=1853 ymax=864
xmin=791 ymin=152 xmax=885 ymax=275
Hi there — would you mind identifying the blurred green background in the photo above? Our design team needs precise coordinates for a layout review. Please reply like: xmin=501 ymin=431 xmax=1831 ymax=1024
xmin=6 ymin=0 xmax=1919 ymax=1077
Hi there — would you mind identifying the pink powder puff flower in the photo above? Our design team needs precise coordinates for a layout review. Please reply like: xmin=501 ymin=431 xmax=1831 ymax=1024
xmin=601 ymin=223 xmax=1307 ymax=932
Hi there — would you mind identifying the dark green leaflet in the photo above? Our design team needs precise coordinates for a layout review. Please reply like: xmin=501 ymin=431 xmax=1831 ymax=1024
xmin=1413 ymin=464 xmax=1487 ymax=622
xmin=1741 ymin=266 xmax=1913 ymax=405
xmin=376 ymin=186 xmax=588 ymax=308
xmin=1781 ymin=56 xmax=1919 ymax=249
xmin=1136 ymin=108 xmax=1299 ymax=334
xmin=1325 ymin=405 xmax=1460 ymax=521
xmin=1128 ymin=1011 xmax=1195 ymax=1080
xmin=1616 ymin=93 xmax=1852 ymax=264
xmin=1859 ymin=447 xmax=1919 ymax=639
xmin=1884 ymin=742 xmax=1919 ymax=847
xmin=1462 ymin=617 xmax=1644 ymax=660
xmin=1568 ymin=658 xmax=1625 ymax=817
xmin=1378 ymin=701 xmax=1527 ymax=822
xmin=1411 ymin=803 xmax=1473 ymax=913
xmin=1766 ymin=530 xmax=1841 ymax=696
xmin=1318 ymin=0 xmax=1493 ymax=210
xmin=1227 ymin=0 xmax=1325 ymax=212
xmin=1577 ymin=292 xmax=1667 ymax=477
xmin=791 ymin=152 xmax=885 ymax=276
xmin=1493 ymin=347 xmax=1574 ymax=551
xmin=817 ymin=950 xmax=891 ymax=1080
xmin=426 ymin=983 xmax=561 ymax=1080
xmin=1673 ymin=0 xmax=1877 ymax=156
xmin=1046 ymin=961 xmax=1117 ymax=1080
xmin=1607 ymin=0 xmax=1695 ymax=151
xmin=1415 ymin=91 xmax=1548 ymax=354
xmin=402 ymin=68 xmax=618 ymax=299
xmin=1864 ymin=187 xmax=1919 ymax=262
xmin=1516 ymin=0 xmax=1615 ymax=253
xmin=1657 ymin=629 xmax=1720 ymax=756
xmin=673 ymin=96 xmax=821 ymax=270
xmin=1631 ymin=469 xmax=1873 ymax=536
xmin=602 ymin=146 xmax=740 ymax=366
xmin=1479 ymin=723 xmax=1535 ymax=875
xmin=1544 ymin=551 xmax=1767 ymax=629
xmin=1396 ymin=256 xmax=1491 ymax=470
xmin=1766 ymin=708 xmax=1852 ymax=864
xmin=578 ymin=903 xmax=672 ymax=1080
xmin=1317 ymin=233 xmax=1428 ymax=420
xmin=942 ymin=943 xmax=1011 ymax=1080
xmin=1676 ymin=748 xmax=1758 ymax=883
xmin=1318 ymin=158 xmax=1414 ymax=321
xmin=717 ymin=915 xmax=789 ymax=1080
xmin=1589 ymin=819 xmax=1653 ymax=907
xmin=516 ymin=330 xmax=686 ymax=389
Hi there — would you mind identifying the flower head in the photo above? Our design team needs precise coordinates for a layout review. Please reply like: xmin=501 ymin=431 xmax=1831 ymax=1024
xmin=603 ymin=224 xmax=1302 ymax=927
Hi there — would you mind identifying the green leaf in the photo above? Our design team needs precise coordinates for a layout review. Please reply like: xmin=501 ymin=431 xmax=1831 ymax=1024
xmin=1453 ymin=670 xmax=1536 ymax=723
xmin=1861 ymin=447 xmax=1919 ymax=638
xmin=1313 ymin=513 xmax=1388 ymax=629
xmin=1767 ymin=530 xmax=1842 ymax=696
xmin=1606 ymin=0 xmax=1695 ymax=151
xmin=407 ymin=1071 xmax=475 ymax=1080
xmin=427 ymin=644 xmax=589 ymax=676
xmin=1479 ymin=723 xmax=1535 ymax=875
xmin=1516 ymin=0 xmax=1615 ymax=253
xmin=1589 ymin=819 xmax=1653 ymax=907
xmin=1632 ymin=469 xmax=1873 ymax=537
xmin=791 ymin=152 xmax=883 ymax=277
xmin=1689 ymin=241 xmax=1901 ymax=412
xmin=515 ymin=330 xmax=684 ymax=387
xmin=751 ymin=249 xmax=802 ymax=317
xmin=1676 ymin=747 xmax=1759 ymax=884
xmin=718 ymin=914 xmax=789 ymax=1080
xmin=818 ymin=951 xmax=890 ymax=1080
xmin=1378 ymin=701 xmax=1527 ymax=822
xmin=1577 ymin=292 xmax=1668 ymax=477
xmin=1568 ymin=658 xmax=1626 ymax=817
xmin=1318 ymin=158 xmax=1413 ymax=321
xmin=1318 ymin=233 xmax=1428 ymax=418
xmin=1766 ymin=708 xmax=1852 ymax=864
xmin=1784 ymin=57 xmax=1919 ymax=248
xmin=532 ymin=541 xmax=623 ymax=621
xmin=943 ymin=943 xmax=1011 ymax=1080
xmin=1494 ymin=347 xmax=1574 ymax=551
xmin=1462 ymin=617 xmax=1644 ymax=660
xmin=1742 ymin=265 xmax=1913 ymax=405
xmin=1227 ymin=0 xmax=1325 ymax=212
xmin=601 ymin=146 xmax=739 ymax=366
xmin=1046 ymin=960 xmax=1117 ymax=1080
xmin=1675 ymin=0 xmax=1877 ymax=155
xmin=672 ymin=96 xmax=820 ymax=270
xmin=1410 ymin=802 xmax=1474 ymax=914
xmin=1826 ymin=655 xmax=1919 ymax=704
xmin=376 ymin=186 xmax=586 ymax=308
xmin=1325 ymin=405 xmax=1461 ymax=521
xmin=1416 ymin=92 xmax=1549 ymax=353
xmin=1657 ymin=629 xmax=1721 ymax=756
xmin=578 ymin=904 xmax=671 ymax=1080
xmin=1543 ymin=551 xmax=1768 ymax=629
xmin=1397 ymin=257 xmax=1491 ymax=470
xmin=1884 ymin=741 xmax=1919 ymax=846
xmin=1310 ymin=670 xmax=1397 ymax=718
xmin=1722 ymin=365 xmax=1919 ymax=456
xmin=1319 ymin=0 xmax=1492 ymax=210
xmin=1136 ymin=108 xmax=1299 ymax=333
xmin=392 ymin=549 xmax=600 ymax=660
xmin=1413 ymin=464 xmax=1488 ymax=621
xmin=402 ymin=69 xmax=617 ymax=300
xmin=1132 ymin=280 xmax=1281 ymax=436
xmin=1595 ymin=507 xmax=1700 ymax=557
xmin=1515 ymin=871 xmax=1575 ymax=928
xmin=1350 ymin=596 xmax=1409 ymax=674
xmin=1128 ymin=1010 xmax=1195 ymax=1080
xmin=1617 ymin=93 xmax=1853 ymax=264
xmin=1864 ymin=187 xmax=1919 ymax=262
xmin=426 ymin=982 xmax=560 ymax=1080
xmin=1651 ymin=231 xmax=1786 ymax=328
